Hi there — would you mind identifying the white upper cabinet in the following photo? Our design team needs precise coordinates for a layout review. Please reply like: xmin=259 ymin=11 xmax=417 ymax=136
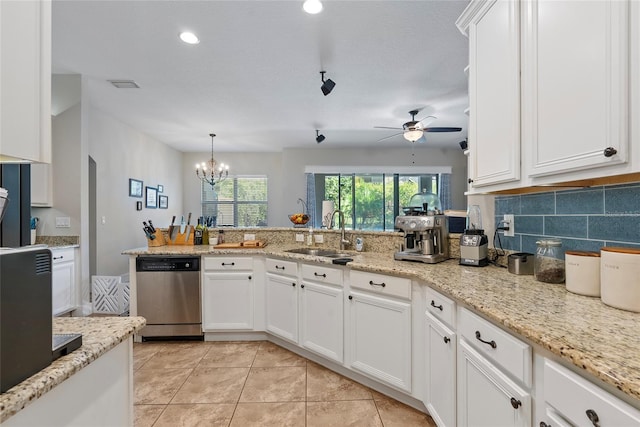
xmin=0 ymin=0 xmax=51 ymax=163
xmin=523 ymin=0 xmax=629 ymax=178
xmin=462 ymin=0 xmax=521 ymax=189
xmin=458 ymin=0 xmax=636 ymax=192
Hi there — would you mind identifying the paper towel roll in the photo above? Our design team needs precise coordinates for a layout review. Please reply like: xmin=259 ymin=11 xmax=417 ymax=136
xmin=321 ymin=200 xmax=335 ymax=228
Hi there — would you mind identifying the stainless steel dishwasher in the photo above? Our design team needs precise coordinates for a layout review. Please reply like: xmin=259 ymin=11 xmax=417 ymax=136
xmin=136 ymin=256 xmax=202 ymax=339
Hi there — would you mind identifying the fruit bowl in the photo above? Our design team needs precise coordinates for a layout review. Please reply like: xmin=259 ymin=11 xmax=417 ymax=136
xmin=289 ymin=213 xmax=310 ymax=227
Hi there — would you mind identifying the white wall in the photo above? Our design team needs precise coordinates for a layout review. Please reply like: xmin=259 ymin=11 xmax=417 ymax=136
xmin=182 ymin=145 xmax=467 ymax=227
xmin=31 ymin=103 xmax=82 ymax=236
xmin=89 ymin=108 xmax=184 ymax=275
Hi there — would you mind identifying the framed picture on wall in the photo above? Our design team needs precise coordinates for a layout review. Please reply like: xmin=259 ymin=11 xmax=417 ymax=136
xmin=157 ymin=184 xmax=164 ymax=193
xmin=159 ymin=195 xmax=168 ymax=209
xmin=145 ymin=186 xmax=158 ymax=208
xmin=129 ymin=179 xmax=143 ymax=197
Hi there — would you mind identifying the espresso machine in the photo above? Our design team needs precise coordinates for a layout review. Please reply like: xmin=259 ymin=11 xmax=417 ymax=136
xmin=394 ymin=195 xmax=449 ymax=266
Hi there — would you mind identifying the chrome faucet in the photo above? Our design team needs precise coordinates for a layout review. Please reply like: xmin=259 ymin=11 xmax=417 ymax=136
xmin=331 ymin=210 xmax=350 ymax=250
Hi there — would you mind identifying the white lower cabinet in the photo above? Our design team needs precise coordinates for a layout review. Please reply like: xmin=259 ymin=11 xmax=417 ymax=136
xmin=202 ymin=257 xmax=254 ymax=330
xmin=265 ymin=273 xmax=299 ymax=343
xmin=541 ymin=359 xmax=640 ymax=427
xmin=425 ymin=312 xmax=456 ymax=427
xmin=458 ymin=340 xmax=531 ymax=427
xmin=51 ymin=248 xmax=76 ymax=316
xmin=347 ymin=289 xmax=412 ymax=392
xmin=300 ymin=278 xmax=343 ymax=363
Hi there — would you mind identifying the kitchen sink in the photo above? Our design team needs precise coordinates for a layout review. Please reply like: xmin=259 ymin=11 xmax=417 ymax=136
xmin=285 ymin=248 xmax=353 ymax=258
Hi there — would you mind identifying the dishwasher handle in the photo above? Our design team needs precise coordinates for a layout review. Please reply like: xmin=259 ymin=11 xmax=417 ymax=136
xmin=136 ymin=256 xmax=200 ymax=272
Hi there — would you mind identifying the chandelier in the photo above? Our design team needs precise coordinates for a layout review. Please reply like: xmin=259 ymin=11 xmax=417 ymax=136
xmin=195 ymin=133 xmax=229 ymax=188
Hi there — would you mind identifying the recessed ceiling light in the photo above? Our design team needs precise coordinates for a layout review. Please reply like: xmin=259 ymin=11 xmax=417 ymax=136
xmin=303 ymin=0 xmax=323 ymax=14
xmin=179 ymin=32 xmax=200 ymax=45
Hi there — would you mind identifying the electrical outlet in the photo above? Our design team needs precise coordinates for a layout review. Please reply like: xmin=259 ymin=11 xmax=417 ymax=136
xmin=314 ymin=234 xmax=324 ymax=244
xmin=295 ymin=233 xmax=304 ymax=242
xmin=503 ymin=214 xmax=515 ymax=237
xmin=244 ymin=233 xmax=256 ymax=241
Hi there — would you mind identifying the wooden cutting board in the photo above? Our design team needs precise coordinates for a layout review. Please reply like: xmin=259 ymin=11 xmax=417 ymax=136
xmin=214 ymin=240 xmax=266 ymax=249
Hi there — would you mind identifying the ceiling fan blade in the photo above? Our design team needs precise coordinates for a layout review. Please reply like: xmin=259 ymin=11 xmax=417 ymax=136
xmin=376 ymin=132 xmax=403 ymax=142
xmin=374 ymin=126 xmax=403 ymax=130
xmin=417 ymin=115 xmax=437 ymax=123
xmin=423 ymin=127 xmax=463 ymax=133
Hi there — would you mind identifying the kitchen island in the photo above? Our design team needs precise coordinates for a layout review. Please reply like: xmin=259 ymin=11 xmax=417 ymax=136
xmin=124 ymin=244 xmax=640 ymax=420
xmin=0 ymin=316 xmax=146 ymax=426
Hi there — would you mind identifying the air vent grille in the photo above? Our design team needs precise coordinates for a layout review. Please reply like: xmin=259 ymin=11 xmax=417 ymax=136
xmin=35 ymin=253 xmax=51 ymax=274
xmin=108 ymin=80 xmax=140 ymax=89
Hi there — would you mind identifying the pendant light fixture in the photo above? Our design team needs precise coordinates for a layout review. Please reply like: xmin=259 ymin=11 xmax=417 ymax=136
xmin=195 ymin=133 xmax=229 ymax=188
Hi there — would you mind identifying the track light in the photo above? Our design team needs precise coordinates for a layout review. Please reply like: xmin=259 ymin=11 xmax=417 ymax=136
xmin=320 ymin=71 xmax=335 ymax=96
xmin=316 ymin=130 xmax=325 ymax=144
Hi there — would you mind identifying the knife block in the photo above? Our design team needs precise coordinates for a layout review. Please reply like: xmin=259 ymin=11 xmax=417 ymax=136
xmin=147 ymin=230 xmax=166 ymax=247
xmin=168 ymin=226 xmax=194 ymax=246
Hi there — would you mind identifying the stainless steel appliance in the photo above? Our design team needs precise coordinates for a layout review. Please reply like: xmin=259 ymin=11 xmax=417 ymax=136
xmin=394 ymin=213 xmax=449 ymax=264
xmin=459 ymin=205 xmax=489 ymax=267
xmin=136 ymin=256 xmax=202 ymax=338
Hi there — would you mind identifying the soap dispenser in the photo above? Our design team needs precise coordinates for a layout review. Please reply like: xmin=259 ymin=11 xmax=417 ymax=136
xmin=307 ymin=227 xmax=314 ymax=246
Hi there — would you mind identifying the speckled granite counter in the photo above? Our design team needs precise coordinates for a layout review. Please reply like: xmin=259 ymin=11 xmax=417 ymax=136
xmin=0 ymin=316 xmax=146 ymax=423
xmin=122 ymin=245 xmax=640 ymax=405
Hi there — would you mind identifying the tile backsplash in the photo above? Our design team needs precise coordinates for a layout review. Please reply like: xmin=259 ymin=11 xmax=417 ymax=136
xmin=494 ymin=182 xmax=640 ymax=256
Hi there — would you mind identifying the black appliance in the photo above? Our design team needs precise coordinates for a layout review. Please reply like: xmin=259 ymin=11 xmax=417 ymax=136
xmin=0 ymin=246 xmax=53 ymax=392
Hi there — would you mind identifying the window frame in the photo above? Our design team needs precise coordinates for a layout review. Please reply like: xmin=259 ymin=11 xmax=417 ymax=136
xmin=201 ymin=175 xmax=268 ymax=227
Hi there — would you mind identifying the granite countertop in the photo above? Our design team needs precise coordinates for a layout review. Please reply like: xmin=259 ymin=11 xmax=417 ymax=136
xmin=0 ymin=316 xmax=146 ymax=423
xmin=123 ymin=244 xmax=640 ymax=404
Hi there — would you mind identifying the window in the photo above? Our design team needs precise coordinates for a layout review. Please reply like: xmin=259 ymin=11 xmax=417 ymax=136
xmin=313 ymin=173 xmax=446 ymax=231
xmin=201 ymin=176 xmax=268 ymax=227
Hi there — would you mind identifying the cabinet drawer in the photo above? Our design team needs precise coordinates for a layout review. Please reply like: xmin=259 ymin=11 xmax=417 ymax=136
xmin=266 ymin=258 xmax=297 ymax=277
xmin=350 ymin=270 xmax=411 ymax=300
xmin=301 ymin=263 xmax=342 ymax=286
xmin=544 ymin=359 xmax=640 ymax=426
xmin=459 ymin=308 xmax=531 ymax=386
xmin=203 ymin=256 xmax=253 ymax=271
xmin=51 ymin=248 xmax=74 ymax=263
xmin=425 ymin=287 xmax=456 ymax=327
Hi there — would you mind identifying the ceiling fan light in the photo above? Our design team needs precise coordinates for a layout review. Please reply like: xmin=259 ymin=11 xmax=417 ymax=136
xmin=403 ymin=130 xmax=423 ymax=142
xmin=303 ymin=0 xmax=323 ymax=14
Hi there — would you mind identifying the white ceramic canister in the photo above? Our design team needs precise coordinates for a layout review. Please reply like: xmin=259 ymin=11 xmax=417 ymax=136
xmin=565 ymin=250 xmax=600 ymax=297
xmin=600 ymin=247 xmax=640 ymax=312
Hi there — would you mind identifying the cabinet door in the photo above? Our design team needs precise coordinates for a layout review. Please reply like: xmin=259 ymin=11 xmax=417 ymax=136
xmin=30 ymin=163 xmax=52 ymax=207
xmin=467 ymin=0 xmax=521 ymax=188
xmin=524 ymin=0 xmax=629 ymax=177
xmin=300 ymin=281 xmax=343 ymax=363
xmin=265 ymin=273 xmax=298 ymax=343
xmin=202 ymin=272 xmax=253 ymax=330
xmin=0 ymin=0 xmax=51 ymax=162
xmin=457 ymin=340 xmax=530 ymax=427
xmin=348 ymin=291 xmax=411 ymax=392
xmin=425 ymin=313 xmax=456 ymax=427
xmin=52 ymin=260 xmax=74 ymax=316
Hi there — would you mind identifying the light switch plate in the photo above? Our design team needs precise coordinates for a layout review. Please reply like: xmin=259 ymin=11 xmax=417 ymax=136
xmin=244 ymin=233 xmax=256 ymax=241
xmin=503 ymin=214 xmax=515 ymax=237
xmin=295 ymin=233 xmax=304 ymax=242
xmin=314 ymin=234 xmax=324 ymax=243
xmin=55 ymin=217 xmax=71 ymax=228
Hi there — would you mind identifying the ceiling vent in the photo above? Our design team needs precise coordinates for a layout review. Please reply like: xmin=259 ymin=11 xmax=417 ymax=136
xmin=108 ymin=80 xmax=140 ymax=89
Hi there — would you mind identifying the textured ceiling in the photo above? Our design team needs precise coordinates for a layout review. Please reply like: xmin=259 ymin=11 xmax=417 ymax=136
xmin=52 ymin=0 xmax=469 ymax=153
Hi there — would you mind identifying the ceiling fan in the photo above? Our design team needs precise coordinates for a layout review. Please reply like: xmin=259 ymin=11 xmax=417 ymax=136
xmin=374 ymin=109 xmax=462 ymax=143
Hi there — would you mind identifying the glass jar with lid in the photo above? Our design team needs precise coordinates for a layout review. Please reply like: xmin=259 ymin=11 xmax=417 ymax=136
xmin=534 ymin=238 xmax=565 ymax=283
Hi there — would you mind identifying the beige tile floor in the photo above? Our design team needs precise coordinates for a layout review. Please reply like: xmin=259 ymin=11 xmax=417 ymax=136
xmin=134 ymin=340 xmax=437 ymax=427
